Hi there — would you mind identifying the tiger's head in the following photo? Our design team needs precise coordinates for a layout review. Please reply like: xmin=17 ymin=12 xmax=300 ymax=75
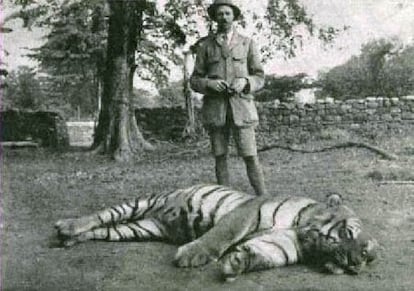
xmin=300 ymin=217 xmax=378 ymax=275
xmin=325 ymin=230 xmax=378 ymax=275
xmin=299 ymin=194 xmax=378 ymax=275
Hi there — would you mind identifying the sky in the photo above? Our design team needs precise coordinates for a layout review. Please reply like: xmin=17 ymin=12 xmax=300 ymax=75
xmin=268 ymin=0 xmax=414 ymax=76
xmin=1 ymin=0 xmax=414 ymax=85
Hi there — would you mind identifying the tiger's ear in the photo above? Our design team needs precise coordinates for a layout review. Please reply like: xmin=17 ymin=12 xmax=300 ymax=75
xmin=326 ymin=193 xmax=343 ymax=208
xmin=365 ymin=237 xmax=379 ymax=263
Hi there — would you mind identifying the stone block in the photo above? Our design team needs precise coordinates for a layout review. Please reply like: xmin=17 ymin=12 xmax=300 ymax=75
xmin=352 ymin=102 xmax=366 ymax=110
xmin=289 ymin=115 xmax=300 ymax=124
xmin=390 ymin=97 xmax=400 ymax=105
xmin=298 ymin=109 xmax=306 ymax=117
xmin=367 ymin=101 xmax=379 ymax=109
xmin=390 ymin=108 xmax=402 ymax=114
xmin=381 ymin=114 xmax=393 ymax=121
xmin=353 ymin=114 xmax=368 ymax=122
xmin=314 ymin=116 xmax=322 ymax=123
xmin=345 ymin=99 xmax=357 ymax=104
xmin=340 ymin=104 xmax=352 ymax=112
xmin=282 ymin=116 xmax=290 ymax=124
xmin=402 ymin=112 xmax=414 ymax=120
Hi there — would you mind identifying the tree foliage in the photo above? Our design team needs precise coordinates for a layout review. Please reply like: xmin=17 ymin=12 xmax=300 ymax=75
xmin=163 ymin=0 xmax=342 ymax=60
xmin=23 ymin=0 xmax=107 ymax=119
xmin=7 ymin=0 xmax=342 ymax=86
xmin=381 ymin=45 xmax=414 ymax=97
xmin=256 ymin=73 xmax=308 ymax=102
xmin=2 ymin=66 xmax=46 ymax=110
xmin=317 ymin=38 xmax=414 ymax=99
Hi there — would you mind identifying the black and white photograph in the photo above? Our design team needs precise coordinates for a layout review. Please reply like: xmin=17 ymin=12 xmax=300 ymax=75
xmin=1 ymin=0 xmax=413 ymax=290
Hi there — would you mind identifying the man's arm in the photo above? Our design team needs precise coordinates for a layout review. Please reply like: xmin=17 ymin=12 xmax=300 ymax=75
xmin=190 ymin=43 xmax=210 ymax=94
xmin=244 ymin=39 xmax=265 ymax=93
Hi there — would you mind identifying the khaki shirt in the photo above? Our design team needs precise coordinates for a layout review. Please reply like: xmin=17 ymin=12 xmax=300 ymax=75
xmin=190 ymin=31 xmax=265 ymax=128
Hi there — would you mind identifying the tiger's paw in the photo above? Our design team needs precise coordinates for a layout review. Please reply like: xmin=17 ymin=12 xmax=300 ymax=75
xmin=174 ymin=241 xmax=212 ymax=268
xmin=220 ymin=249 xmax=250 ymax=282
xmin=324 ymin=261 xmax=345 ymax=275
xmin=55 ymin=217 xmax=95 ymax=237
xmin=61 ymin=237 xmax=79 ymax=248
xmin=60 ymin=232 xmax=91 ymax=248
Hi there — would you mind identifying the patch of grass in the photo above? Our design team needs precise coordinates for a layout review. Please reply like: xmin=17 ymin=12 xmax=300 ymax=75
xmin=318 ymin=128 xmax=351 ymax=141
xmin=367 ymin=167 xmax=414 ymax=181
xmin=2 ymin=130 xmax=414 ymax=290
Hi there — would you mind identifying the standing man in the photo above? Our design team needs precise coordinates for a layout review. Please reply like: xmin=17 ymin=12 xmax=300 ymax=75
xmin=190 ymin=0 xmax=267 ymax=196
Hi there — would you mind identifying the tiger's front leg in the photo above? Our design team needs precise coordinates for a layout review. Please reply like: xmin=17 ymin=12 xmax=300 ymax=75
xmin=220 ymin=230 xmax=301 ymax=281
xmin=174 ymin=197 xmax=265 ymax=268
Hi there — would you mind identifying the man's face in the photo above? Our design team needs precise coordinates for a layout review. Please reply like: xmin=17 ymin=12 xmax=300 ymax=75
xmin=216 ymin=5 xmax=234 ymax=32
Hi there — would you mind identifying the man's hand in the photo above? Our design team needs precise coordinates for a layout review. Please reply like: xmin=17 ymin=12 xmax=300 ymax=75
xmin=207 ymin=79 xmax=229 ymax=93
xmin=229 ymin=78 xmax=248 ymax=94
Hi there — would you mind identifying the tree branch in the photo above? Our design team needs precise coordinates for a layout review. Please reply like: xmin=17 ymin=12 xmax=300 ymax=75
xmin=258 ymin=141 xmax=398 ymax=160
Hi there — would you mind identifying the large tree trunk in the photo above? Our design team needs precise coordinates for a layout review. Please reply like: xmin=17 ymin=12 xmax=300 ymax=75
xmin=92 ymin=0 xmax=153 ymax=162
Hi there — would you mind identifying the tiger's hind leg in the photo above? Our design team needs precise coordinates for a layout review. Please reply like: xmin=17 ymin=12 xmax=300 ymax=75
xmin=55 ymin=199 xmax=144 ymax=237
xmin=55 ymin=216 xmax=101 ymax=238
xmin=62 ymin=218 xmax=168 ymax=247
xmin=220 ymin=230 xmax=300 ymax=281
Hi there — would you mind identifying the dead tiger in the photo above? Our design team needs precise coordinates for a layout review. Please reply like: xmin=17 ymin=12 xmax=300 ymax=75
xmin=55 ymin=184 xmax=378 ymax=281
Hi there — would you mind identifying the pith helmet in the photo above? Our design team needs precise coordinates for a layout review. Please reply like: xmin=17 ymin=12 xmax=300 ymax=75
xmin=207 ymin=0 xmax=242 ymax=21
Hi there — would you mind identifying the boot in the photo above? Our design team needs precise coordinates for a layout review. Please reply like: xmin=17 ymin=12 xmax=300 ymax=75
xmin=215 ymin=155 xmax=230 ymax=186
xmin=244 ymin=155 xmax=267 ymax=196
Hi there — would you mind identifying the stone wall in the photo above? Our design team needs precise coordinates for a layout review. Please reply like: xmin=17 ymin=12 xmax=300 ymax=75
xmin=1 ymin=110 xmax=70 ymax=149
xmin=66 ymin=121 xmax=94 ymax=147
xmin=256 ymin=96 xmax=414 ymax=143
xmin=134 ymin=96 xmax=414 ymax=143
xmin=3 ymin=98 xmax=411 ymax=149
xmin=135 ymin=107 xmax=204 ymax=141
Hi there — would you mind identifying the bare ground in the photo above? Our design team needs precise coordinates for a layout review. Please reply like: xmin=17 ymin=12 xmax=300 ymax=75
xmin=1 ymin=132 xmax=413 ymax=291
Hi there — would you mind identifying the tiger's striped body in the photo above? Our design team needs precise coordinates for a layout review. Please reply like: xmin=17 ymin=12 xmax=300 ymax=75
xmin=56 ymin=184 xmax=377 ymax=280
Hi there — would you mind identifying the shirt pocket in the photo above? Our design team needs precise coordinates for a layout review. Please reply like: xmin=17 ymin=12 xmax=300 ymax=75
xmin=232 ymin=46 xmax=249 ymax=77
xmin=206 ymin=52 xmax=223 ymax=79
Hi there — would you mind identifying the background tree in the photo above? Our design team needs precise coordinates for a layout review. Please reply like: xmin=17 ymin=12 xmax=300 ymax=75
xmin=28 ymin=0 xmax=107 ymax=119
xmin=381 ymin=44 xmax=414 ymax=97
xmin=2 ymin=66 xmax=46 ymax=110
xmin=256 ymin=73 xmax=308 ymax=102
xmin=316 ymin=38 xmax=414 ymax=99
xmin=360 ymin=39 xmax=395 ymax=96
xmin=92 ymin=0 xmax=156 ymax=161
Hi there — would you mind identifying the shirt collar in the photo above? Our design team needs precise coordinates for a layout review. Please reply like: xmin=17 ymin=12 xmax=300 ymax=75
xmin=217 ymin=26 xmax=234 ymax=45
xmin=226 ymin=28 xmax=234 ymax=45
